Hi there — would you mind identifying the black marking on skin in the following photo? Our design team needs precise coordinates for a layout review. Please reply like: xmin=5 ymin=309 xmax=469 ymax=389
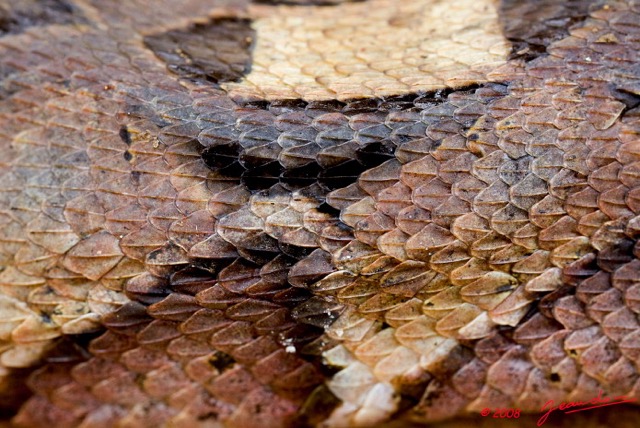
xmin=144 ymin=17 xmax=255 ymax=84
xmin=280 ymin=241 xmax=316 ymax=259
xmin=202 ymin=142 xmax=242 ymax=169
xmin=268 ymin=98 xmax=308 ymax=114
xmin=498 ymin=0 xmax=594 ymax=61
xmin=238 ymin=247 xmax=279 ymax=265
xmin=355 ymin=140 xmax=395 ymax=166
xmin=315 ymin=202 xmax=340 ymax=217
xmin=208 ymin=351 xmax=236 ymax=373
xmin=0 ymin=0 xmax=82 ymax=36
xmin=199 ymin=85 xmax=482 ymax=194
xmin=241 ymin=161 xmax=283 ymax=190
xmin=294 ymin=385 xmax=342 ymax=428
xmin=615 ymin=90 xmax=640 ymax=114
xmin=280 ymin=162 xmax=323 ymax=189
xmin=612 ymin=65 xmax=640 ymax=117
xmin=119 ymin=126 xmax=132 ymax=145
xmin=279 ymin=322 xmax=325 ymax=346
xmin=319 ymin=160 xmax=366 ymax=191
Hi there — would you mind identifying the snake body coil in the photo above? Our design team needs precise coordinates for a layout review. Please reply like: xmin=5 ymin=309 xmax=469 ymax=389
xmin=0 ymin=0 xmax=639 ymax=427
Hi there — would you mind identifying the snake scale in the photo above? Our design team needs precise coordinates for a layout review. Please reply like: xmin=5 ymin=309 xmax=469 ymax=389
xmin=1 ymin=0 xmax=640 ymax=427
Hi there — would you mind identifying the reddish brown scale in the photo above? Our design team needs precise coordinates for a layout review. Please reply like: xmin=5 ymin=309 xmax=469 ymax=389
xmin=1 ymin=0 xmax=640 ymax=427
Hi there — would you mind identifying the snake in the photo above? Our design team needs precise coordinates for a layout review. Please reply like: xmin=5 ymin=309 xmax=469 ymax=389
xmin=1 ymin=0 xmax=639 ymax=427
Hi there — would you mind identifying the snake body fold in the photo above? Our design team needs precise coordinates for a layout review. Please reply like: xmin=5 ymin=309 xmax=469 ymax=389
xmin=0 ymin=0 xmax=640 ymax=426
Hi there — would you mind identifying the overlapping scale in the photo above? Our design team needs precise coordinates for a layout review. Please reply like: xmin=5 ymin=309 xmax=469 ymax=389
xmin=0 ymin=0 xmax=639 ymax=427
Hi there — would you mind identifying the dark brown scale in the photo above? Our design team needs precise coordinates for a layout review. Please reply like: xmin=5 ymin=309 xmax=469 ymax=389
xmin=144 ymin=17 xmax=256 ymax=84
xmin=1 ymin=0 xmax=640 ymax=427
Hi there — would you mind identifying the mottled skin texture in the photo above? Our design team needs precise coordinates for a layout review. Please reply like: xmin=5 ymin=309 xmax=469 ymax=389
xmin=0 ymin=0 xmax=639 ymax=427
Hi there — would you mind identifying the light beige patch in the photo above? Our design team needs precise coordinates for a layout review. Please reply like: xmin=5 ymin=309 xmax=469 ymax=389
xmin=222 ymin=0 xmax=510 ymax=101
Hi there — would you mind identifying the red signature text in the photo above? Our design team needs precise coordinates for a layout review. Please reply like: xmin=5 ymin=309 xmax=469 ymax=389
xmin=537 ymin=390 xmax=637 ymax=426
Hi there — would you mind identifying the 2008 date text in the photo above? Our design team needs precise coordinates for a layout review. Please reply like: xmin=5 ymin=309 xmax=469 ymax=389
xmin=480 ymin=408 xmax=521 ymax=418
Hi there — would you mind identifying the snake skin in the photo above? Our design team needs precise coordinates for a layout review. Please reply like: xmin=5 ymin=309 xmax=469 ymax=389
xmin=0 ymin=0 xmax=640 ymax=427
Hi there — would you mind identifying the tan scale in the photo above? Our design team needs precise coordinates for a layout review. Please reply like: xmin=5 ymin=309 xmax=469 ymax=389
xmin=224 ymin=0 xmax=510 ymax=100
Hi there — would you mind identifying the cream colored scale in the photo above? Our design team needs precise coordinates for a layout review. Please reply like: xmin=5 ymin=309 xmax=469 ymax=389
xmin=223 ymin=0 xmax=510 ymax=101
